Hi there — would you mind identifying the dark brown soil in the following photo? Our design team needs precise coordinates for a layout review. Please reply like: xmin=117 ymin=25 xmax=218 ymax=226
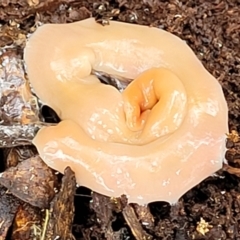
xmin=0 ymin=0 xmax=240 ymax=240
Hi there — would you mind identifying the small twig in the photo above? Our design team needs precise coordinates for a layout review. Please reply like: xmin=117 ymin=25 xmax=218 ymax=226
xmin=40 ymin=209 xmax=50 ymax=240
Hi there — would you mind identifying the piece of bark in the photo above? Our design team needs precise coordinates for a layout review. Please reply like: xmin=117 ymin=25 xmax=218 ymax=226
xmin=132 ymin=204 xmax=154 ymax=229
xmin=0 ymin=156 xmax=57 ymax=209
xmin=90 ymin=192 xmax=116 ymax=239
xmin=122 ymin=204 xmax=152 ymax=240
xmin=45 ymin=167 xmax=76 ymax=240
xmin=11 ymin=203 xmax=42 ymax=240
xmin=0 ymin=186 xmax=22 ymax=240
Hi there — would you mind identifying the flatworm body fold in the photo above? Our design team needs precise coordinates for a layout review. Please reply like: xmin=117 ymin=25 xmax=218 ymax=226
xmin=24 ymin=18 xmax=228 ymax=204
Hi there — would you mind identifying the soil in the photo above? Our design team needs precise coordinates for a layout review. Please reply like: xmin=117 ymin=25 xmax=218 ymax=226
xmin=0 ymin=0 xmax=240 ymax=240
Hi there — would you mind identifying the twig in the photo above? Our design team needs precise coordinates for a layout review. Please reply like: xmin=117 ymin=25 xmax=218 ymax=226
xmin=40 ymin=209 xmax=50 ymax=240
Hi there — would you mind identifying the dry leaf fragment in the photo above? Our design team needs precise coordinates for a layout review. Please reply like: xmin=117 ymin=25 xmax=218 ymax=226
xmin=3 ymin=145 xmax=37 ymax=168
xmin=0 ymin=49 xmax=40 ymax=125
xmin=196 ymin=217 xmax=213 ymax=235
xmin=0 ymin=156 xmax=57 ymax=209
xmin=226 ymin=130 xmax=239 ymax=143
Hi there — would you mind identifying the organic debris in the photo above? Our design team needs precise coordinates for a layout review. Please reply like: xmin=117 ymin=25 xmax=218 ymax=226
xmin=0 ymin=156 xmax=57 ymax=209
xmin=196 ymin=218 xmax=213 ymax=236
xmin=3 ymin=145 xmax=37 ymax=168
xmin=0 ymin=186 xmax=22 ymax=239
xmin=11 ymin=203 xmax=42 ymax=240
xmin=44 ymin=167 xmax=76 ymax=240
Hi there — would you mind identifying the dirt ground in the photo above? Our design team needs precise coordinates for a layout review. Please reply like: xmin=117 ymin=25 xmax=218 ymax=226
xmin=0 ymin=0 xmax=240 ymax=240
